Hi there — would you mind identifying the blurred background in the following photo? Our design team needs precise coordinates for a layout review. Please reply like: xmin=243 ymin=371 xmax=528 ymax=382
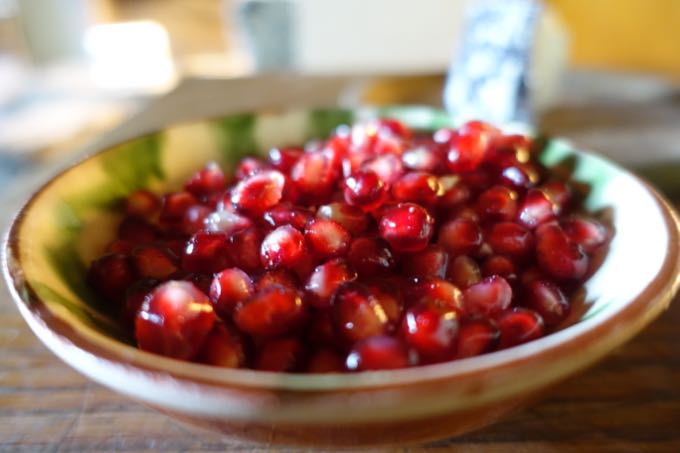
xmin=1 ymin=0 xmax=680 ymax=191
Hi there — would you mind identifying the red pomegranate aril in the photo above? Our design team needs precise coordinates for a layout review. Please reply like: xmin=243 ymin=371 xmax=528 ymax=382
xmin=476 ymin=185 xmax=518 ymax=222
xmin=561 ymin=217 xmax=608 ymax=253
xmin=343 ymin=170 xmax=388 ymax=211
xmin=437 ymin=217 xmax=482 ymax=256
xmin=231 ymin=170 xmax=286 ymax=215
xmin=456 ymin=319 xmax=500 ymax=358
xmin=182 ymin=231 xmax=230 ymax=273
xmin=87 ymin=254 xmax=136 ymax=301
xmin=121 ymin=278 xmax=158 ymax=327
xmin=332 ymin=282 xmax=391 ymax=342
xmin=306 ymin=348 xmax=345 ymax=373
xmin=401 ymin=304 xmax=459 ymax=360
xmin=365 ymin=283 xmax=403 ymax=325
xmin=227 ymin=226 xmax=263 ymax=273
xmin=486 ymin=222 xmax=534 ymax=257
xmin=255 ymin=269 xmax=299 ymax=292
xmin=260 ymin=225 xmax=307 ymax=269
xmin=462 ymin=275 xmax=512 ymax=318
xmin=361 ymin=153 xmax=404 ymax=184
xmin=107 ymin=239 xmax=134 ymax=255
xmin=118 ymin=216 xmax=158 ymax=244
xmin=524 ymin=280 xmax=570 ymax=327
xmin=447 ymin=255 xmax=482 ymax=289
xmin=536 ymin=222 xmax=589 ymax=280
xmin=401 ymin=245 xmax=449 ymax=279
xmin=517 ymin=189 xmax=556 ymax=229
xmin=135 ymin=281 xmax=216 ymax=360
xmin=497 ymin=308 xmax=545 ymax=349
xmin=409 ymin=278 xmax=463 ymax=313
xmin=499 ymin=164 xmax=539 ymax=190
xmin=391 ymin=172 xmax=442 ymax=205
xmin=160 ymin=192 xmax=198 ymax=222
xmin=437 ymin=176 xmax=471 ymax=209
xmin=255 ymin=337 xmax=304 ymax=372
xmin=203 ymin=208 xmax=252 ymax=235
xmin=235 ymin=157 xmax=268 ymax=180
xmin=263 ymin=203 xmax=313 ymax=230
xmin=182 ymin=205 xmax=211 ymax=235
xmin=268 ymin=147 xmax=303 ymax=173
xmin=304 ymin=219 xmax=351 ymax=260
xmin=125 ymin=189 xmax=160 ymax=218
xmin=305 ymin=259 xmax=357 ymax=308
xmin=376 ymin=117 xmax=412 ymax=139
xmin=379 ymin=203 xmax=434 ymax=252
xmin=235 ymin=285 xmax=306 ymax=337
xmin=185 ymin=162 xmax=226 ymax=196
xmin=199 ymin=324 xmax=247 ymax=368
xmin=180 ymin=272 xmax=213 ymax=295
xmin=291 ymin=148 xmax=341 ymax=202
xmin=541 ymin=180 xmax=571 ymax=213
xmin=482 ymin=255 xmax=517 ymax=280
xmin=444 ymin=120 xmax=499 ymax=173
xmin=347 ymin=237 xmax=395 ymax=276
xmin=345 ymin=335 xmax=412 ymax=371
xmin=402 ymin=146 xmax=444 ymax=173
xmin=209 ymin=268 xmax=254 ymax=317
xmin=132 ymin=244 xmax=178 ymax=279
xmin=317 ymin=202 xmax=370 ymax=235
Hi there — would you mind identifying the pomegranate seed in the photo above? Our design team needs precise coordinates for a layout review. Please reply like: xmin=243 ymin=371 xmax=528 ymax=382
xmin=361 ymin=154 xmax=404 ymax=185
xmin=536 ymin=222 xmax=589 ymax=280
xmin=306 ymin=348 xmax=345 ymax=373
xmin=226 ymin=226 xmax=263 ymax=273
xmin=317 ymin=202 xmax=370 ymax=235
xmin=305 ymin=259 xmax=357 ymax=308
xmin=402 ymin=146 xmax=444 ymax=173
xmin=499 ymin=164 xmax=540 ymax=191
xmin=180 ymin=272 xmax=213 ymax=295
xmin=125 ymin=189 xmax=160 ymax=218
xmin=409 ymin=278 xmax=463 ymax=313
xmin=524 ymin=280 xmax=570 ymax=327
xmin=401 ymin=245 xmax=449 ymax=279
xmin=476 ymin=185 xmax=518 ymax=222
xmin=107 ymin=239 xmax=134 ymax=255
xmin=185 ymin=162 xmax=226 ymax=196
xmin=345 ymin=336 xmax=413 ymax=371
xmin=235 ymin=285 xmax=306 ymax=337
xmin=401 ymin=304 xmax=460 ymax=360
xmin=391 ymin=172 xmax=442 ymax=205
xmin=121 ymin=278 xmax=158 ymax=327
xmin=135 ymin=281 xmax=216 ymax=360
xmin=517 ymin=189 xmax=556 ymax=229
xmin=447 ymin=255 xmax=482 ymax=289
xmin=255 ymin=337 xmax=304 ymax=372
xmin=291 ymin=148 xmax=341 ymax=202
xmin=87 ymin=254 xmax=135 ymax=301
xmin=235 ymin=157 xmax=268 ymax=179
xmin=332 ymin=282 xmax=391 ymax=342
xmin=561 ymin=217 xmax=608 ymax=253
xmin=231 ymin=170 xmax=286 ymax=215
xmin=497 ymin=308 xmax=544 ymax=348
xmin=462 ymin=275 xmax=512 ymax=318
xmin=260 ymin=225 xmax=307 ymax=269
xmin=455 ymin=319 xmax=500 ymax=358
xmin=199 ymin=324 xmax=247 ymax=368
xmin=255 ymin=269 xmax=299 ymax=292
xmin=268 ymin=147 xmax=303 ymax=173
xmin=482 ymin=255 xmax=517 ymax=280
xmin=304 ymin=219 xmax=351 ymax=260
xmin=486 ymin=222 xmax=534 ymax=257
xmin=379 ymin=203 xmax=434 ymax=252
xmin=182 ymin=205 xmax=211 ymax=235
xmin=209 ymin=268 xmax=254 ymax=317
xmin=437 ymin=218 xmax=482 ymax=256
xmin=182 ymin=231 xmax=230 ymax=273
xmin=203 ymin=209 xmax=253 ymax=235
xmin=541 ymin=181 xmax=571 ymax=214
xmin=160 ymin=192 xmax=198 ymax=222
xmin=263 ymin=203 xmax=313 ymax=230
xmin=376 ymin=118 xmax=412 ymax=139
xmin=347 ymin=237 xmax=395 ymax=276
xmin=519 ymin=266 xmax=546 ymax=286
xmin=132 ymin=244 xmax=178 ymax=279
xmin=437 ymin=176 xmax=472 ymax=209
xmin=443 ymin=120 xmax=499 ymax=173
xmin=118 ymin=216 xmax=158 ymax=244
xmin=343 ymin=170 xmax=388 ymax=212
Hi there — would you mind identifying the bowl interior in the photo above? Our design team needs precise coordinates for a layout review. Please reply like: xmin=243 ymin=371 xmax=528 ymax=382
xmin=3 ymin=106 xmax=673 ymax=386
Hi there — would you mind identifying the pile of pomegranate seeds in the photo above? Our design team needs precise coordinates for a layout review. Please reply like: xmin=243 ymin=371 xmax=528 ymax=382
xmin=87 ymin=119 xmax=610 ymax=373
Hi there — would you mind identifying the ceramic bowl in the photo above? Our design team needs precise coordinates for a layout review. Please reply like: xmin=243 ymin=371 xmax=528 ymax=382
xmin=4 ymin=106 xmax=680 ymax=447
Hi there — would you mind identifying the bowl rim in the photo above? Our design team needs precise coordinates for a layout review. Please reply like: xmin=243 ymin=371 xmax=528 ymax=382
xmin=4 ymin=106 xmax=680 ymax=392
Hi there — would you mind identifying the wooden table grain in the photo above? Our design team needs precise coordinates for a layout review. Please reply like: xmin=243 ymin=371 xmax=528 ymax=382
xmin=2 ymin=72 xmax=680 ymax=452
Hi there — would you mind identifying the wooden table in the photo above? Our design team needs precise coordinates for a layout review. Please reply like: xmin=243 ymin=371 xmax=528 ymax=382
xmin=2 ymin=72 xmax=680 ymax=452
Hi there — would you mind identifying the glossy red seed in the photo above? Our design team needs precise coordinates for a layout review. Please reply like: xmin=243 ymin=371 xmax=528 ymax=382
xmin=255 ymin=337 xmax=304 ymax=372
xmin=209 ymin=268 xmax=254 ymax=318
xmin=231 ymin=170 xmax=286 ymax=215
xmin=561 ymin=217 xmax=608 ymax=253
xmin=447 ymin=255 xmax=482 ymax=289
xmin=203 ymin=209 xmax=253 ymax=235
xmin=343 ymin=170 xmax=388 ymax=211
xmin=305 ymin=259 xmax=357 ymax=308
xmin=540 ymin=181 xmax=571 ymax=214
xmin=87 ymin=254 xmax=136 ymax=301
xmin=408 ymin=278 xmax=463 ymax=313
xmin=332 ymin=282 xmax=391 ymax=342
xmin=345 ymin=336 xmax=412 ymax=371
xmin=536 ymin=222 xmax=589 ymax=280
xmin=476 ymin=185 xmax=518 ymax=221
xmin=263 ymin=203 xmax=314 ymax=230
xmin=125 ymin=189 xmax=160 ymax=218
xmin=306 ymin=348 xmax=345 ymax=373
xmin=121 ymin=278 xmax=158 ymax=327
xmin=135 ymin=281 xmax=215 ymax=360
xmin=347 ymin=237 xmax=395 ymax=276
xmin=182 ymin=205 xmax=211 ymax=235
xmin=402 ymin=145 xmax=444 ymax=173
xmin=497 ymin=308 xmax=545 ymax=348
xmin=391 ymin=172 xmax=442 ymax=205
xmin=291 ymin=148 xmax=341 ymax=202
xmin=517 ymin=189 xmax=556 ymax=229
xmin=185 ymin=162 xmax=226 ymax=196
xmin=437 ymin=176 xmax=472 ymax=209
xmin=107 ymin=239 xmax=135 ymax=255
xmin=199 ymin=324 xmax=246 ymax=368
xmin=304 ymin=219 xmax=351 ymax=260
xmin=226 ymin=226 xmax=263 ymax=273
xmin=499 ymin=163 xmax=540 ymax=190
xmin=316 ymin=202 xmax=370 ymax=235
xmin=437 ymin=218 xmax=482 ymax=256
xmin=486 ymin=222 xmax=534 ymax=257
xmin=401 ymin=304 xmax=459 ymax=360
xmin=360 ymin=153 xmax=404 ymax=185
xmin=443 ymin=121 xmax=499 ymax=173
xmin=482 ymin=255 xmax=517 ymax=280
xmin=255 ymin=269 xmax=300 ymax=292
xmin=235 ymin=285 xmax=306 ymax=337
xmin=118 ymin=216 xmax=158 ymax=244
xmin=401 ymin=245 xmax=449 ymax=279
xmin=379 ymin=203 xmax=434 ymax=252
xmin=182 ymin=231 xmax=230 ymax=273
xmin=455 ymin=319 xmax=500 ymax=358
xmin=365 ymin=283 xmax=403 ymax=325
xmin=260 ymin=225 xmax=307 ymax=269
xmin=376 ymin=118 xmax=412 ymax=139
xmin=160 ymin=192 xmax=198 ymax=222
xmin=235 ymin=157 xmax=268 ymax=180
xmin=524 ymin=280 xmax=570 ymax=327
xmin=462 ymin=275 xmax=512 ymax=318
xmin=132 ymin=244 xmax=178 ymax=279
xmin=268 ymin=147 xmax=303 ymax=173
